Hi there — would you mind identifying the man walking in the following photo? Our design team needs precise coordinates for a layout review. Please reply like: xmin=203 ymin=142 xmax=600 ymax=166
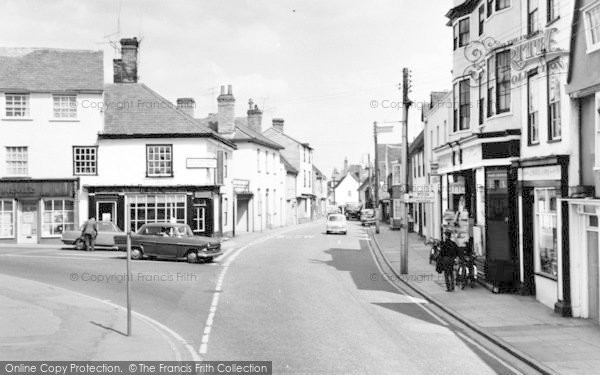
xmin=439 ymin=229 xmax=458 ymax=292
xmin=81 ymin=217 xmax=98 ymax=252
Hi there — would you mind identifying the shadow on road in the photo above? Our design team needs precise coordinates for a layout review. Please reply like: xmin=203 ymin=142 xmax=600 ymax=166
xmin=90 ymin=321 xmax=127 ymax=336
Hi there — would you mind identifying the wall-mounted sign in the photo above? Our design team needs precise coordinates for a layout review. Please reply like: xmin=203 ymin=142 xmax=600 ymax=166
xmin=186 ymin=158 xmax=217 ymax=169
xmin=522 ymin=165 xmax=561 ymax=181
xmin=0 ymin=180 xmax=75 ymax=198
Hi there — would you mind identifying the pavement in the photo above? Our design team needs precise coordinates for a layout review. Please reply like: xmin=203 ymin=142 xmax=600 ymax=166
xmin=369 ymin=222 xmax=600 ymax=375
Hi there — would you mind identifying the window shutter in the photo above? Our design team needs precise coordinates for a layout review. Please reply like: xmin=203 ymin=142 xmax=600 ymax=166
xmin=216 ymin=150 xmax=224 ymax=185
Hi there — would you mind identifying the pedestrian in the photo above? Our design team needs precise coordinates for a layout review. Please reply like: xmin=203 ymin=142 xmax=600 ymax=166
xmin=439 ymin=229 xmax=458 ymax=292
xmin=81 ymin=217 xmax=98 ymax=251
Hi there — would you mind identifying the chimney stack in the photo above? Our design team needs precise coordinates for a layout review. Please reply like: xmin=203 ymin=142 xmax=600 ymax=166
xmin=217 ymin=85 xmax=235 ymax=134
xmin=113 ymin=37 xmax=139 ymax=83
xmin=247 ymin=98 xmax=263 ymax=133
xmin=176 ymin=98 xmax=196 ymax=117
xmin=272 ymin=118 xmax=284 ymax=133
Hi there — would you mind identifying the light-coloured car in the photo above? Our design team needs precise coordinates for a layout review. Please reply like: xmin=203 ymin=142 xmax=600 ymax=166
xmin=326 ymin=214 xmax=348 ymax=235
xmin=61 ymin=221 xmax=124 ymax=250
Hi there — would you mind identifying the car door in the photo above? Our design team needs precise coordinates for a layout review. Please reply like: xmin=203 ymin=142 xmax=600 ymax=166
xmin=152 ymin=226 xmax=178 ymax=258
xmin=138 ymin=226 xmax=161 ymax=256
xmin=94 ymin=222 xmax=113 ymax=247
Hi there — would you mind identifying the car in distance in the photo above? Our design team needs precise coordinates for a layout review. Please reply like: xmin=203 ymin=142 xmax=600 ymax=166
xmin=360 ymin=209 xmax=376 ymax=226
xmin=344 ymin=202 xmax=363 ymax=220
xmin=326 ymin=214 xmax=348 ymax=235
xmin=114 ymin=223 xmax=222 ymax=263
xmin=61 ymin=221 xmax=124 ymax=250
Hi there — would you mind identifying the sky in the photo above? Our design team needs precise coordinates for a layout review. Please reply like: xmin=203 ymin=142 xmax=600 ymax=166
xmin=0 ymin=0 xmax=453 ymax=177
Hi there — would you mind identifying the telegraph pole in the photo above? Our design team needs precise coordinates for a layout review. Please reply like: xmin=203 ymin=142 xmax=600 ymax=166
xmin=400 ymin=68 xmax=412 ymax=275
xmin=373 ymin=122 xmax=380 ymax=234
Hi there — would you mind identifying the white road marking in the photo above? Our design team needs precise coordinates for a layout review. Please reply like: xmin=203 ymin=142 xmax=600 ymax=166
xmin=365 ymin=239 xmax=449 ymax=327
xmin=455 ymin=331 xmax=523 ymax=375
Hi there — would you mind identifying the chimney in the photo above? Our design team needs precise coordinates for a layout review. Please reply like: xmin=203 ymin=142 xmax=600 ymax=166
xmin=272 ymin=118 xmax=284 ymax=133
xmin=247 ymin=98 xmax=263 ymax=133
xmin=217 ymin=85 xmax=235 ymax=134
xmin=344 ymin=157 xmax=349 ymax=173
xmin=113 ymin=37 xmax=139 ymax=83
xmin=176 ymin=98 xmax=195 ymax=117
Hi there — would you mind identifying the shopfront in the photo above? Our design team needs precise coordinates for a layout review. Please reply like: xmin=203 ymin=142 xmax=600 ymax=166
xmin=0 ymin=179 xmax=79 ymax=244
xmin=514 ymin=156 xmax=569 ymax=310
xmin=86 ymin=185 xmax=219 ymax=237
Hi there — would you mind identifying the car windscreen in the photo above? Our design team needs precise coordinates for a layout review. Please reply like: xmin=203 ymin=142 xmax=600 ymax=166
xmin=141 ymin=226 xmax=164 ymax=235
xmin=97 ymin=223 xmax=115 ymax=232
xmin=329 ymin=216 xmax=344 ymax=222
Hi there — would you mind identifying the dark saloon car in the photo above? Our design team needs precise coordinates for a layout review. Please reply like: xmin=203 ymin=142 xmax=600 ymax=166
xmin=115 ymin=223 xmax=223 ymax=263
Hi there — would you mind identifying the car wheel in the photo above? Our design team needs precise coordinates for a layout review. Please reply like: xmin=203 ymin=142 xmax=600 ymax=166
xmin=186 ymin=251 xmax=198 ymax=264
xmin=74 ymin=239 xmax=85 ymax=251
xmin=131 ymin=247 xmax=143 ymax=260
xmin=326 ymin=231 xmax=330 ymax=234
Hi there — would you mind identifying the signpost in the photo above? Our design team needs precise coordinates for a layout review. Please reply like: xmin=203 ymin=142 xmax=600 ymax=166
xmin=126 ymin=232 xmax=132 ymax=336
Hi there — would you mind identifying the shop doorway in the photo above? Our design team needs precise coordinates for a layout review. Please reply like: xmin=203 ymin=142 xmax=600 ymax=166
xmin=236 ymin=199 xmax=249 ymax=233
xmin=18 ymin=200 xmax=38 ymax=244
xmin=97 ymin=201 xmax=117 ymax=224
xmin=521 ymin=187 xmax=536 ymax=295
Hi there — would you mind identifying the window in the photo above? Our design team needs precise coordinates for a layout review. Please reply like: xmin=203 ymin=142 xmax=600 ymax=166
xmin=272 ymin=153 xmax=276 ymax=175
xmin=479 ymin=6 xmax=485 ymax=35
xmin=547 ymin=0 xmax=559 ymax=23
xmin=265 ymin=150 xmax=269 ymax=174
xmin=584 ymin=2 xmax=600 ymax=52
xmin=73 ymin=146 xmax=97 ymax=175
xmin=257 ymin=149 xmax=261 ymax=172
xmin=216 ymin=150 xmax=224 ymax=185
xmin=42 ymin=199 xmax=75 ymax=237
xmin=347 ymin=190 xmax=351 ymax=197
xmin=304 ymin=171 xmax=307 ymax=187
xmin=303 ymin=148 xmax=306 ymax=162
xmin=453 ymin=23 xmax=458 ymax=50
xmin=6 ymin=147 xmax=28 ymax=176
xmin=487 ymin=55 xmax=496 ymax=117
xmin=454 ymin=79 xmax=471 ymax=131
xmin=487 ymin=0 xmax=494 ymax=17
xmin=146 ymin=145 xmax=172 ymax=177
xmin=392 ymin=164 xmax=401 ymax=185
xmin=257 ymin=189 xmax=262 ymax=216
xmin=193 ymin=204 xmax=206 ymax=233
xmin=528 ymin=0 xmax=539 ymax=35
xmin=496 ymin=50 xmax=511 ymax=113
xmin=5 ymin=94 xmax=29 ymax=117
xmin=53 ymin=95 xmax=77 ymax=118
xmin=224 ymin=198 xmax=228 ymax=226
xmin=496 ymin=0 xmax=510 ymax=11
xmin=478 ymin=72 xmax=485 ymax=125
xmin=535 ymin=188 xmax=558 ymax=278
xmin=224 ymin=152 xmax=228 ymax=178
xmin=0 ymin=200 xmax=15 ymax=238
xmin=548 ymin=61 xmax=562 ymax=141
xmin=528 ymin=69 xmax=539 ymax=145
xmin=458 ymin=18 xmax=470 ymax=47
xmin=128 ymin=194 xmax=186 ymax=232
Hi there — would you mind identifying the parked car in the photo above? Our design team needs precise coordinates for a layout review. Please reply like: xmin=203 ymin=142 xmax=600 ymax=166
xmin=344 ymin=202 xmax=363 ymax=220
xmin=114 ymin=223 xmax=223 ymax=263
xmin=61 ymin=221 xmax=124 ymax=250
xmin=326 ymin=214 xmax=348 ymax=235
xmin=360 ymin=209 xmax=376 ymax=226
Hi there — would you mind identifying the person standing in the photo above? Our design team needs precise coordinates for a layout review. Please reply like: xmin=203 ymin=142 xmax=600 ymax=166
xmin=439 ymin=229 xmax=458 ymax=292
xmin=81 ymin=217 xmax=98 ymax=251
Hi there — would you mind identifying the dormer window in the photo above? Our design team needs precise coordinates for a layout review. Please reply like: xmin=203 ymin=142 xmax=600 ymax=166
xmin=5 ymin=94 xmax=29 ymax=117
xmin=53 ymin=95 xmax=77 ymax=118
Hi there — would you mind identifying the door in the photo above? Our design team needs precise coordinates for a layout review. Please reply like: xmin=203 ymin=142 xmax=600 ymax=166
xmin=522 ymin=187 xmax=536 ymax=295
xmin=18 ymin=200 xmax=38 ymax=244
xmin=97 ymin=201 xmax=117 ymax=225
xmin=588 ymin=225 xmax=599 ymax=324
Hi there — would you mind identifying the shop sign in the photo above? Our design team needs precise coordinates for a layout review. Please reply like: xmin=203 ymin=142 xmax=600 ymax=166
xmin=406 ymin=191 xmax=435 ymax=203
xmin=522 ymin=165 xmax=561 ymax=181
xmin=186 ymin=158 xmax=217 ymax=169
xmin=0 ymin=181 xmax=75 ymax=198
xmin=194 ymin=191 xmax=213 ymax=199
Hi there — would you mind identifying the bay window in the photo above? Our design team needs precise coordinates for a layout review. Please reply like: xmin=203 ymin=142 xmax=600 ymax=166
xmin=487 ymin=55 xmax=496 ymax=117
xmin=547 ymin=0 xmax=559 ymax=23
xmin=496 ymin=0 xmax=510 ymax=11
xmin=42 ymin=199 xmax=75 ymax=237
xmin=534 ymin=188 xmax=558 ymax=278
xmin=479 ymin=6 xmax=485 ymax=35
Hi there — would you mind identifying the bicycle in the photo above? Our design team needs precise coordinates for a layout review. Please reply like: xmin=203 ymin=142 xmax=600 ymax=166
xmin=456 ymin=254 xmax=477 ymax=290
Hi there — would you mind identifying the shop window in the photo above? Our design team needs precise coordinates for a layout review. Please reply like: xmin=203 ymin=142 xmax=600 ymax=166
xmin=0 ymin=199 xmax=15 ymax=238
xmin=53 ymin=95 xmax=77 ymax=119
xmin=146 ymin=145 xmax=172 ymax=177
xmin=73 ymin=146 xmax=97 ymax=175
xmin=534 ymin=188 xmax=558 ymax=278
xmin=42 ymin=199 xmax=75 ymax=237
xmin=6 ymin=146 xmax=28 ymax=176
xmin=128 ymin=194 xmax=186 ymax=232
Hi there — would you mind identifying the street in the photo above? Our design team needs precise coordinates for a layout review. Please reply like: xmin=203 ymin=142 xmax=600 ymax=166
xmin=0 ymin=221 xmax=528 ymax=374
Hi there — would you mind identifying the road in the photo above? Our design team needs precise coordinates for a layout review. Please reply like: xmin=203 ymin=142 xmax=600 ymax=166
xmin=0 ymin=221 xmax=528 ymax=374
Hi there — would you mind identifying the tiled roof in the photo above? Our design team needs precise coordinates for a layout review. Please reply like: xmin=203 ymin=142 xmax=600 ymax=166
xmin=100 ymin=83 xmax=235 ymax=148
xmin=263 ymin=127 xmax=313 ymax=150
xmin=0 ymin=48 xmax=103 ymax=92
xmin=281 ymin=156 xmax=298 ymax=174
xmin=194 ymin=116 xmax=283 ymax=150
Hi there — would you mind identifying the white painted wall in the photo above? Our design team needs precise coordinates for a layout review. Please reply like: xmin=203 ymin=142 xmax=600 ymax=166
xmin=333 ymin=174 xmax=360 ymax=207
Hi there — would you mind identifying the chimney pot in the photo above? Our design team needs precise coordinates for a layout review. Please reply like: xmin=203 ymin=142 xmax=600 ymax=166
xmin=247 ymin=99 xmax=263 ymax=133
xmin=221 ymin=86 xmax=226 ymax=95
xmin=176 ymin=97 xmax=195 ymax=117
xmin=113 ymin=37 xmax=140 ymax=83
xmin=227 ymin=85 xmax=233 ymax=95
xmin=217 ymin=84 xmax=235 ymax=134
